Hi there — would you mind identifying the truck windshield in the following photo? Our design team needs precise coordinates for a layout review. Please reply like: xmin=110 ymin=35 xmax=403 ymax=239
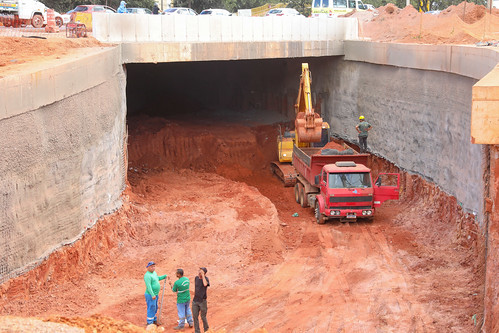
xmin=329 ymin=172 xmax=371 ymax=188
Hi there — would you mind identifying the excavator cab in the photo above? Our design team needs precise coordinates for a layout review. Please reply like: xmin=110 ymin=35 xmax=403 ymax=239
xmin=278 ymin=127 xmax=295 ymax=163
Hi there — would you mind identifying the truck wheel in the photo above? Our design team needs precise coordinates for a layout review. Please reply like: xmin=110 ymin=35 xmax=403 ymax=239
xmin=13 ymin=15 xmax=21 ymax=28
xmin=315 ymin=202 xmax=326 ymax=224
xmin=55 ymin=17 xmax=63 ymax=27
xmin=294 ymin=183 xmax=300 ymax=203
xmin=31 ymin=14 xmax=43 ymax=28
xmin=299 ymin=185 xmax=308 ymax=208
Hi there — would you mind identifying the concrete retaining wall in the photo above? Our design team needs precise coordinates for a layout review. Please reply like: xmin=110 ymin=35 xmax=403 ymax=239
xmin=323 ymin=60 xmax=483 ymax=220
xmin=92 ymin=14 xmax=358 ymax=43
xmin=0 ymin=48 xmax=127 ymax=283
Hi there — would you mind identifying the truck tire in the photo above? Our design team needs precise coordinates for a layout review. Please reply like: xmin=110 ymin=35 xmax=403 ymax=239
xmin=299 ymin=185 xmax=308 ymax=208
xmin=315 ymin=202 xmax=326 ymax=224
xmin=31 ymin=14 xmax=43 ymax=28
xmin=13 ymin=15 xmax=21 ymax=28
xmin=294 ymin=183 xmax=300 ymax=203
xmin=55 ymin=17 xmax=63 ymax=27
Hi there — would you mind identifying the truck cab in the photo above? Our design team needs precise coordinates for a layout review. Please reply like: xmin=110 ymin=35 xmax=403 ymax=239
xmin=314 ymin=161 xmax=399 ymax=223
xmin=0 ymin=0 xmax=47 ymax=28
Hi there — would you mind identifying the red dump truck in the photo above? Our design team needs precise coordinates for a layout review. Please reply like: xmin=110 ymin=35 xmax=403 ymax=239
xmin=292 ymin=144 xmax=400 ymax=223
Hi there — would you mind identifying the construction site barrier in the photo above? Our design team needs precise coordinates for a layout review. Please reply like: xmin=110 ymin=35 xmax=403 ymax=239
xmin=92 ymin=14 xmax=358 ymax=43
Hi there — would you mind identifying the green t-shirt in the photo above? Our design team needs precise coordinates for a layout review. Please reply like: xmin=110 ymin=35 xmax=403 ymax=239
xmin=172 ymin=276 xmax=191 ymax=303
xmin=144 ymin=271 xmax=167 ymax=296
xmin=357 ymin=121 xmax=371 ymax=138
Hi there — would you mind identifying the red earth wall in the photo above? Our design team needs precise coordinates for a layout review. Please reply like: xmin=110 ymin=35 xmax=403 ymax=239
xmin=484 ymin=145 xmax=499 ymax=332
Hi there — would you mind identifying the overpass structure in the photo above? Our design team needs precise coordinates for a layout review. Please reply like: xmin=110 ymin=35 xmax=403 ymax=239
xmin=0 ymin=14 xmax=499 ymax=331
xmin=92 ymin=15 xmax=357 ymax=62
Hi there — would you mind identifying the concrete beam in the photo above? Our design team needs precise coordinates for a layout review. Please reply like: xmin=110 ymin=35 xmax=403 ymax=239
xmin=92 ymin=14 xmax=358 ymax=44
xmin=0 ymin=47 xmax=121 ymax=121
xmin=344 ymin=41 xmax=499 ymax=80
xmin=472 ymin=65 xmax=499 ymax=144
xmin=120 ymin=40 xmax=345 ymax=63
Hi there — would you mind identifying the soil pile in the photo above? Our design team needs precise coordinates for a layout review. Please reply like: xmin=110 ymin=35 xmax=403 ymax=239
xmin=0 ymin=36 xmax=110 ymax=74
xmin=0 ymin=116 xmax=484 ymax=332
xmin=357 ymin=1 xmax=499 ymax=44
xmin=0 ymin=316 xmax=84 ymax=332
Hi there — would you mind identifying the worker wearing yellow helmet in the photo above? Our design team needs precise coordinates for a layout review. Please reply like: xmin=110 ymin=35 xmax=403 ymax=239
xmin=355 ymin=116 xmax=372 ymax=153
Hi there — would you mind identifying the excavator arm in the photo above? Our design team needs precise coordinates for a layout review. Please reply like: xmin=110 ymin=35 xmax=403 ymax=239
xmin=295 ymin=63 xmax=323 ymax=144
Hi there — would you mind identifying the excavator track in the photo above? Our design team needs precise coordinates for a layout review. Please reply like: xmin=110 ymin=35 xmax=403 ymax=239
xmin=270 ymin=161 xmax=297 ymax=187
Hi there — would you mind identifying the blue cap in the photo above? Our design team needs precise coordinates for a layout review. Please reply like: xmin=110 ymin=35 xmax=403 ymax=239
xmin=146 ymin=261 xmax=155 ymax=267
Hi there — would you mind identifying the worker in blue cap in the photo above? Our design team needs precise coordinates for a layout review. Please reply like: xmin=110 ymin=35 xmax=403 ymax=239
xmin=117 ymin=1 xmax=127 ymax=13
xmin=144 ymin=261 xmax=167 ymax=326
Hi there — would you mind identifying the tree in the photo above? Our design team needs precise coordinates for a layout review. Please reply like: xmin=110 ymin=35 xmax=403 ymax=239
xmin=287 ymin=0 xmax=311 ymax=16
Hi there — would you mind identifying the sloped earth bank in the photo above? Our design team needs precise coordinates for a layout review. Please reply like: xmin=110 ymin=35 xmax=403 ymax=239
xmin=0 ymin=115 xmax=484 ymax=332
xmin=354 ymin=1 xmax=499 ymax=44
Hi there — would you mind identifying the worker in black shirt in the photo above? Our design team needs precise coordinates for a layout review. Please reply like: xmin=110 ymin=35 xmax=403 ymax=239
xmin=192 ymin=267 xmax=210 ymax=333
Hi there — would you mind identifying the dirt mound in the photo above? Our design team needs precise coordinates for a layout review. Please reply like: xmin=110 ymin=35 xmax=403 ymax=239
xmin=127 ymin=115 xmax=277 ymax=182
xmin=0 ymin=36 xmax=110 ymax=72
xmin=0 ymin=316 xmax=84 ymax=332
xmin=356 ymin=1 xmax=499 ymax=44
xmin=46 ymin=315 xmax=149 ymax=332
xmin=0 ymin=117 xmax=484 ymax=332
xmin=381 ymin=3 xmax=399 ymax=15
xmin=440 ymin=1 xmax=489 ymax=24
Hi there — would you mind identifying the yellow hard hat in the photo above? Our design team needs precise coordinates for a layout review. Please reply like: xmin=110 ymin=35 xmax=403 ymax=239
xmin=359 ymin=115 xmax=365 ymax=120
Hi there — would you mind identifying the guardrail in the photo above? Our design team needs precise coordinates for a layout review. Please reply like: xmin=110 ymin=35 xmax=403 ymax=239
xmin=92 ymin=13 xmax=358 ymax=43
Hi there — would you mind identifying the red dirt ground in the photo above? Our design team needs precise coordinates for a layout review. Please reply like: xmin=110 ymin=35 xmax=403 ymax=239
xmin=0 ymin=115 xmax=484 ymax=332
xmin=0 ymin=36 xmax=109 ymax=76
xmin=0 ymin=4 xmax=491 ymax=330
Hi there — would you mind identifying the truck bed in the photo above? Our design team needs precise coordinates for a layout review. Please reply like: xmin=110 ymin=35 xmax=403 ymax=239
xmin=293 ymin=144 xmax=369 ymax=186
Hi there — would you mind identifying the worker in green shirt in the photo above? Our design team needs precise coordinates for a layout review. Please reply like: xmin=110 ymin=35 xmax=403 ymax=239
xmin=144 ymin=261 xmax=167 ymax=326
xmin=356 ymin=115 xmax=372 ymax=153
xmin=172 ymin=268 xmax=194 ymax=330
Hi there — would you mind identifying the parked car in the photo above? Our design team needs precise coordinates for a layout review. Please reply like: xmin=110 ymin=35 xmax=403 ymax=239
xmin=40 ymin=11 xmax=69 ymax=27
xmin=265 ymin=8 xmax=303 ymax=16
xmin=162 ymin=7 xmax=197 ymax=15
xmin=69 ymin=5 xmax=116 ymax=21
xmin=127 ymin=7 xmax=152 ymax=14
xmin=199 ymin=8 xmax=231 ymax=16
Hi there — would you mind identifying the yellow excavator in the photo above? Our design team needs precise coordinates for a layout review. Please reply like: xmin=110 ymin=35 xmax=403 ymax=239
xmin=271 ymin=63 xmax=328 ymax=186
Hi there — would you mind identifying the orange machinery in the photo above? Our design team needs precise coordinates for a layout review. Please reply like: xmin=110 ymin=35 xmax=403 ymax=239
xmin=271 ymin=63 xmax=325 ymax=186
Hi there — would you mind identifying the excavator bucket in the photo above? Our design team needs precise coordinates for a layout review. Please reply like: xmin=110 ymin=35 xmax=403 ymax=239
xmin=295 ymin=112 xmax=323 ymax=143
